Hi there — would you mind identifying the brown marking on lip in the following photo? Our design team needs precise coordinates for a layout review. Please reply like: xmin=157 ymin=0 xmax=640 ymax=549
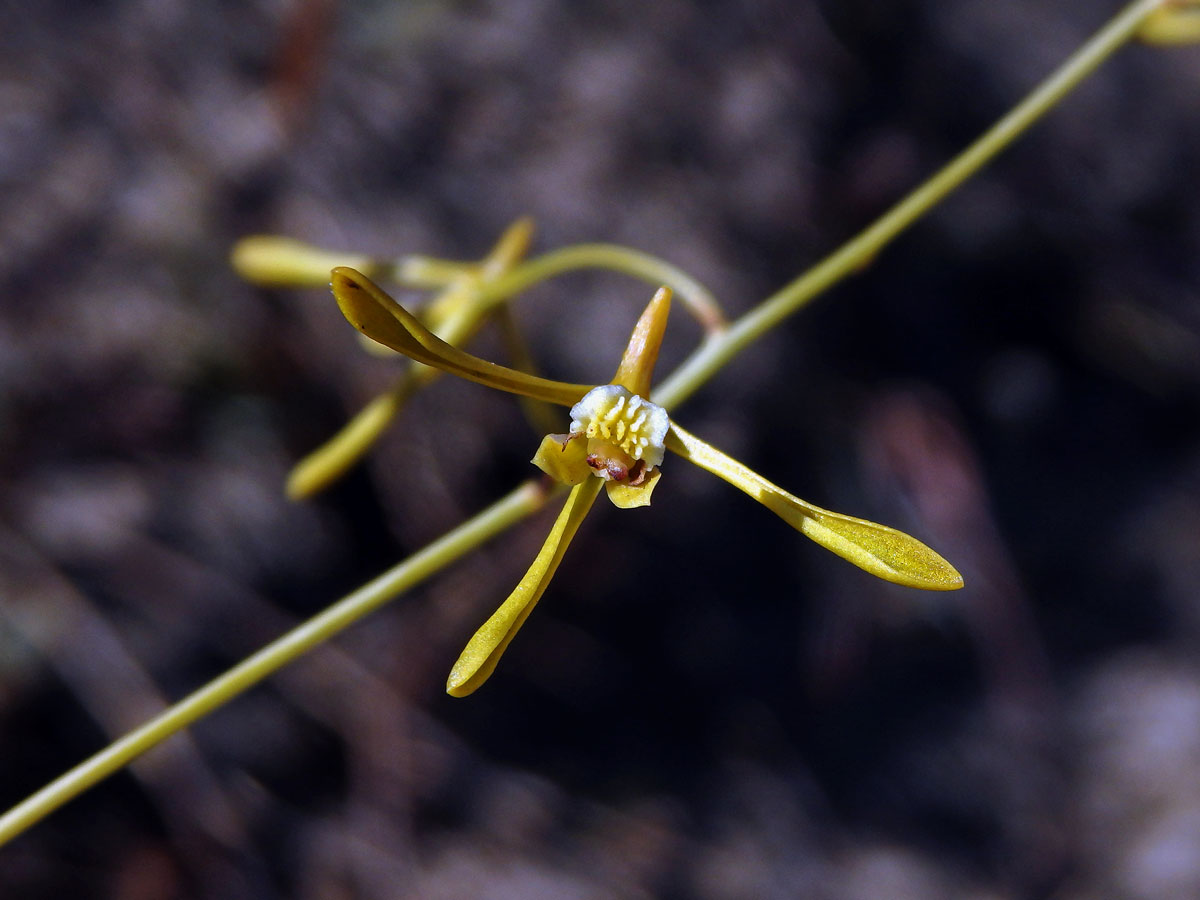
xmin=586 ymin=453 xmax=628 ymax=481
xmin=626 ymin=459 xmax=648 ymax=485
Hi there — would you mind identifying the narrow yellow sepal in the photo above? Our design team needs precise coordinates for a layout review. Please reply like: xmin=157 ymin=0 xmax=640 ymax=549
xmin=612 ymin=287 xmax=672 ymax=397
xmin=286 ymin=380 xmax=417 ymax=499
xmin=231 ymin=236 xmax=377 ymax=287
xmin=419 ymin=217 xmax=535 ymax=333
xmin=357 ymin=332 xmax=402 ymax=358
xmin=331 ymin=267 xmax=594 ymax=407
xmin=480 ymin=216 xmax=535 ymax=277
xmin=605 ymin=468 xmax=661 ymax=508
xmin=780 ymin=507 xmax=963 ymax=590
xmin=665 ymin=424 xmax=963 ymax=591
xmin=531 ymin=433 xmax=591 ymax=485
xmin=447 ymin=478 xmax=603 ymax=696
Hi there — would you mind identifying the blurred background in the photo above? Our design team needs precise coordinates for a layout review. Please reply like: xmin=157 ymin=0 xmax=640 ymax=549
xmin=1 ymin=0 xmax=1199 ymax=897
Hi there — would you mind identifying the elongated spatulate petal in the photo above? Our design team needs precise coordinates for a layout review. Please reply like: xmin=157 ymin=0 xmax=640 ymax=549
xmin=666 ymin=424 xmax=963 ymax=590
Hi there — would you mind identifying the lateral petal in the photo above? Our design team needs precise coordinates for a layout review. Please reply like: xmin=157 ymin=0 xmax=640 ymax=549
xmin=446 ymin=478 xmax=604 ymax=696
xmin=332 ymin=267 xmax=593 ymax=407
xmin=666 ymin=423 xmax=963 ymax=591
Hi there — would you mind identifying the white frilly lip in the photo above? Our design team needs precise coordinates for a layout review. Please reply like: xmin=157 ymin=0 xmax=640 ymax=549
xmin=569 ymin=385 xmax=670 ymax=469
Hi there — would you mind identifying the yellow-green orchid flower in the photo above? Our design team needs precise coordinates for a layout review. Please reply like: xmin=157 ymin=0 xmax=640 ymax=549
xmin=330 ymin=266 xmax=963 ymax=696
xmin=232 ymin=218 xmax=731 ymax=500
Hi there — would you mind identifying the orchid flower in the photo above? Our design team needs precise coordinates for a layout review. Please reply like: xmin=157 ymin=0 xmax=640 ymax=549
xmin=330 ymin=266 xmax=963 ymax=696
xmin=231 ymin=218 xmax=730 ymax=499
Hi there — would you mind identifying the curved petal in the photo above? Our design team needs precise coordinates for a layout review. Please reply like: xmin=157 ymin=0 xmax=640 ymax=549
xmin=446 ymin=478 xmax=604 ymax=696
xmin=286 ymin=378 xmax=418 ymax=499
xmin=611 ymin=286 xmax=672 ymax=396
xmin=332 ymin=267 xmax=593 ymax=407
xmin=666 ymin=423 xmax=963 ymax=591
xmin=531 ymin=433 xmax=591 ymax=485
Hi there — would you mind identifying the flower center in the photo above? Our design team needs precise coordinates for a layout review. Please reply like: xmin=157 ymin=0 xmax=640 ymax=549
xmin=568 ymin=385 xmax=669 ymax=481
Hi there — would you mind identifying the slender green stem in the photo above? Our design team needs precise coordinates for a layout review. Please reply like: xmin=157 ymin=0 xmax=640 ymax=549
xmin=475 ymin=244 xmax=727 ymax=332
xmin=653 ymin=0 xmax=1165 ymax=411
xmin=0 ymin=0 xmax=1171 ymax=848
xmin=0 ymin=481 xmax=548 ymax=847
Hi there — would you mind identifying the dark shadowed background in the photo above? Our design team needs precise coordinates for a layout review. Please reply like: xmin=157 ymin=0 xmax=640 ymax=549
xmin=1 ymin=0 xmax=1199 ymax=897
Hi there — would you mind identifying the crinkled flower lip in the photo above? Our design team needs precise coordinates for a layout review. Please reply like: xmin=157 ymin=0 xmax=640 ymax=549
xmin=571 ymin=384 xmax=669 ymax=476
